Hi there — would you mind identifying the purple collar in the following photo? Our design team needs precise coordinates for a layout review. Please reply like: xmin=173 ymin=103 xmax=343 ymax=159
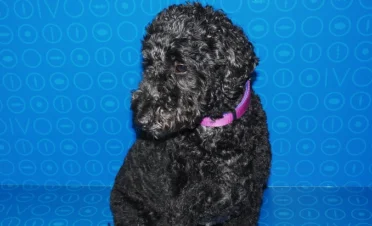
xmin=201 ymin=80 xmax=251 ymax=127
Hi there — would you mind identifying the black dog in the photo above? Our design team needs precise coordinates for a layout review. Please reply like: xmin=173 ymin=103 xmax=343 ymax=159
xmin=110 ymin=2 xmax=271 ymax=225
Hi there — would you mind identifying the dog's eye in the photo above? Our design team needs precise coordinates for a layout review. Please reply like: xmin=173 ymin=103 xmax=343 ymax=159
xmin=175 ymin=64 xmax=187 ymax=73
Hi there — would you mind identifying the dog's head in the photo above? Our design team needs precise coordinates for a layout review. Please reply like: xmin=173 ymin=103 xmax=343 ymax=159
xmin=131 ymin=2 xmax=258 ymax=138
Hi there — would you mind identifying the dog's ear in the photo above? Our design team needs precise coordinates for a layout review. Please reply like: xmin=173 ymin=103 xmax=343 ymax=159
xmin=209 ymin=21 xmax=259 ymax=102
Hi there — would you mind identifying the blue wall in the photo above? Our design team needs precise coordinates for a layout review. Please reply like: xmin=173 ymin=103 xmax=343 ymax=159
xmin=0 ymin=0 xmax=371 ymax=187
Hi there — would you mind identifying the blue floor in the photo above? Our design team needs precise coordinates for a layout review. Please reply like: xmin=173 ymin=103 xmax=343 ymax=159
xmin=1 ymin=185 xmax=371 ymax=225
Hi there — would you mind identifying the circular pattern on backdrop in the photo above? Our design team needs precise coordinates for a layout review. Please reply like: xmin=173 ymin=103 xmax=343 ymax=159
xmin=331 ymin=0 xmax=354 ymax=10
xmin=274 ymin=17 xmax=296 ymax=38
xmin=18 ymin=24 xmax=38 ymax=44
xmin=354 ymin=41 xmax=372 ymax=62
xmin=298 ymin=92 xmax=319 ymax=111
xmin=22 ymin=49 xmax=42 ymax=68
xmin=352 ymin=67 xmax=372 ymax=87
xmin=64 ymin=0 xmax=84 ymax=18
xmin=60 ymin=139 xmax=78 ymax=156
xmin=30 ymin=96 xmax=49 ymax=114
xmin=296 ymin=138 xmax=316 ymax=156
xmin=329 ymin=15 xmax=352 ymax=37
xmin=56 ymin=118 xmax=75 ymax=135
xmin=53 ymin=95 xmax=73 ymax=114
xmin=79 ymin=117 xmax=99 ymax=135
xmin=82 ymin=139 xmax=101 ymax=156
xmin=115 ymin=0 xmax=136 ymax=16
xmin=320 ymin=160 xmax=340 ymax=177
xmin=297 ymin=116 xmax=317 ymax=134
xmin=89 ymin=0 xmax=110 ymax=17
xmin=247 ymin=0 xmax=269 ymax=12
xmin=272 ymin=116 xmax=292 ymax=134
xmin=295 ymin=160 xmax=315 ymax=177
xmin=73 ymin=72 xmax=93 ymax=90
xmin=302 ymin=0 xmax=325 ymax=11
xmin=247 ymin=18 xmax=269 ymax=39
xmin=299 ymin=68 xmax=321 ymax=87
xmin=95 ymin=47 xmax=115 ymax=67
xmin=0 ymin=25 xmax=13 ymax=44
xmin=3 ymin=73 xmax=22 ymax=92
xmin=273 ymin=68 xmax=294 ymax=88
xmin=272 ymin=160 xmax=290 ymax=176
xmin=0 ymin=1 xmax=10 ymax=20
xmin=50 ymin=72 xmax=69 ymax=91
xmin=67 ymin=23 xmax=88 ymax=43
xmin=272 ymin=93 xmax=293 ymax=112
xmin=323 ymin=92 xmax=345 ymax=111
xmin=274 ymin=43 xmax=295 ymax=63
xmin=14 ymin=0 xmax=34 ymax=19
xmin=0 ymin=49 xmax=17 ymax=68
xmin=37 ymin=139 xmax=55 ymax=156
xmin=272 ymin=138 xmax=291 ymax=156
xmin=350 ymin=92 xmax=371 ymax=110
xmin=357 ymin=14 xmax=372 ymax=36
xmin=327 ymin=42 xmax=349 ymax=62
xmin=120 ymin=47 xmax=140 ymax=66
xmin=76 ymin=95 xmax=96 ymax=113
xmin=117 ymin=21 xmax=138 ymax=42
xmin=100 ymin=95 xmax=120 ymax=113
xmin=92 ymin=22 xmax=112 ymax=42
xmin=98 ymin=72 xmax=118 ymax=90
xmin=42 ymin=24 xmax=62 ymax=44
xmin=26 ymin=73 xmax=45 ymax=91
xmin=7 ymin=96 xmax=26 ymax=114
xmin=300 ymin=43 xmax=322 ymax=63
xmin=321 ymin=138 xmax=341 ymax=156
xmin=301 ymin=16 xmax=323 ymax=38
xmin=275 ymin=0 xmax=297 ymax=12
xmin=46 ymin=49 xmax=66 ymax=67
xmin=0 ymin=139 xmax=11 ymax=156
xmin=70 ymin=48 xmax=90 ymax=67
xmin=348 ymin=115 xmax=369 ymax=134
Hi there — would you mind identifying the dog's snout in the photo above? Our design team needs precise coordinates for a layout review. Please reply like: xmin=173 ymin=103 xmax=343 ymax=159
xmin=131 ymin=90 xmax=140 ymax=102
xmin=135 ymin=107 xmax=154 ymax=128
xmin=137 ymin=117 xmax=150 ymax=128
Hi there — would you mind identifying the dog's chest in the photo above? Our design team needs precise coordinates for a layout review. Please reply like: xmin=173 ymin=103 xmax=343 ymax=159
xmin=169 ymin=147 xmax=244 ymax=188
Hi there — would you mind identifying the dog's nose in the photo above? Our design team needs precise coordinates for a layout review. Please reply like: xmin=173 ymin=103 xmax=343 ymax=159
xmin=137 ymin=116 xmax=150 ymax=127
xmin=135 ymin=105 xmax=154 ymax=127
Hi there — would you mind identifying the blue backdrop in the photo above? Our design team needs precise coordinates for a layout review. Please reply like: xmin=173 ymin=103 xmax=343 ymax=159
xmin=1 ymin=0 xmax=372 ymax=189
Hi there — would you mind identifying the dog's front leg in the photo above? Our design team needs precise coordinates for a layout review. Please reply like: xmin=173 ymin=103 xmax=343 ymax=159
xmin=155 ymin=198 xmax=201 ymax=226
xmin=222 ymin=186 xmax=264 ymax=226
xmin=110 ymin=185 xmax=149 ymax=226
xmin=165 ymin=181 xmax=229 ymax=226
xmin=157 ymin=212 xmax=196 ymax=226
xmin=110 ymin=166 xmax=165 ymax=226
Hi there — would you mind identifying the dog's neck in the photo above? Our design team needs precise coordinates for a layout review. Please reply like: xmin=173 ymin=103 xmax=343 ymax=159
xmin=200 ymin=80 xmax=251 ymax=127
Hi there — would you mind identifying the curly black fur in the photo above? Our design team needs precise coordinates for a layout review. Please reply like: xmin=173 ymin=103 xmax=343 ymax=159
xmin=110 ymin=2 xmax=271 ymax=226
